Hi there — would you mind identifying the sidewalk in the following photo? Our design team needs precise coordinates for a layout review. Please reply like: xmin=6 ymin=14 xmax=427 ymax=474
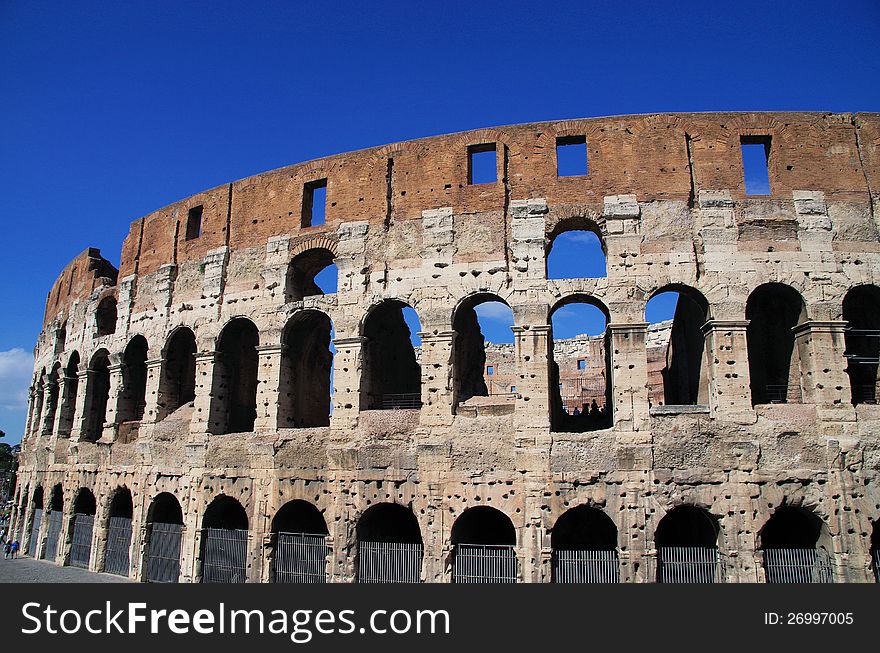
xmin=0 ymin=556 xmax=134 ymax=583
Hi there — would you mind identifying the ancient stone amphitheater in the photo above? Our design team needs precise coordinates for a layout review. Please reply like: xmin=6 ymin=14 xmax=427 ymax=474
xmin=12 ymin=111 xmax=880 ymax=584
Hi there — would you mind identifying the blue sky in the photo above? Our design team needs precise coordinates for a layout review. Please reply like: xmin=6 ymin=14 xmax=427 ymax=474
xmin=1 ymin=0 xmax=878 ymax=443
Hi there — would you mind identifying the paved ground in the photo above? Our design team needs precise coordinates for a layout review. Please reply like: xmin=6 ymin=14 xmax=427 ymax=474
xmin=0 ymin=556 xmax=133 ymax=583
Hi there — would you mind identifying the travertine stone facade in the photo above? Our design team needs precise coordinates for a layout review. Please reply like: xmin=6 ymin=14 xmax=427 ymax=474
xmin=12 ymin=111 xmax=880 ymax=583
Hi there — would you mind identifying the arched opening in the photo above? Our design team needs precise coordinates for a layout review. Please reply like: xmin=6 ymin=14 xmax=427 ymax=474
xmin=280 ymin=311 xmax=333 ymax=428
xmin=270 ymin=500 xmax=329 ymax=583
xmin=451 ymin=506 xmax=517 ymax=583
xmin=158 ymin=328 xmax=197 ymax=421
xmin=871 ymin=521 xmax=879 ymax=583
xmin=551 ymin=506 xmax=619 ymax=583
xmin=144 ymin=492 xmax=184 ymax=583
xmin=42 ymin=484 xmax=64 ymax=562
xmin=843 ymin=285 xmax=880 ymax=405
xmin=285 ymin=248 xmax=337 ymax=302
xmin=361 ymin=301 xmax=422 ymax=410
xmin=56 ymin=322 xmax=67 ymax=352
xmin=117 ymin=335 xmax=148 ymax=426
xmin=546 ymin=220 xmax=607 ymax=279
xmin=42 ymin=365 xmax=61 ymax=436
xmin=31 ymin=372 xmax=44 ymax=436
xmin=200 ymin=495 xmax=249 ymax=583
xmin=96 ymin=296 xmax=117 ymax=336
xmin=760 ymin=506 xmax=833 ymax=583
xmin=85 ymin=350 xmax=111 ymax=442
xmin=453 ymin=295 xmax=516 ymax=415
xmin=655 ymin=505 xmax=721 ymax=583
xmin=356 ymin=503 xmax=423 ymax=583
xmin=68 ymin=488 xmax=97 ymax=568
xmin=104 ymin=488 xmax=134 ymax=576
xmin=56 ymin=352 xmax=80 ymax=438
xmin=746 ymin=283 xmax=807 ymax=405
xmin=26 ymin=485 xmax=43 ymax=557
xmin=645 ymin=286 xmax=709 ymax=407
xmin=215 ymin=318 xmax=259 ymax=434
xmin=549 ymin=298 xmax=612 ymax=432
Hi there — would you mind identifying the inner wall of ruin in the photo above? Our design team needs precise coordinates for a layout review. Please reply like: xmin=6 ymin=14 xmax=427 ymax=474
xmin=13 ymin=111 xmax=880 ymax=582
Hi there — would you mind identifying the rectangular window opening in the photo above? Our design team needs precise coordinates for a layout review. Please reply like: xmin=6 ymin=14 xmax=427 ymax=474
xmin=185 ymin=205 xmax=203 ymax=241
xmin=302 ymin=179 xmax=328 ymax=227
xmin=556 ymin=136 xmax=588 ymax=176
xmin=577 ymin=359 xmax=586 ymax=370
xmin=486 ymin=365 xmax=495 ymax=376
xmin=741 ymin=136 xmax=771 ymax=195
xmin=468 ymin=143 xmax=497 ymax=184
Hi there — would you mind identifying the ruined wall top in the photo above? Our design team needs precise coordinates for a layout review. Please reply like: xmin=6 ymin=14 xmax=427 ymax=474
xmin=42 ymin=248 xmax=118 ymax=329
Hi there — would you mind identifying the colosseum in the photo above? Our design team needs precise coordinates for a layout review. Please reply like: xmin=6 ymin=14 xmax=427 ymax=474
xmin=10 ymin=111 xmax=880 ymax=584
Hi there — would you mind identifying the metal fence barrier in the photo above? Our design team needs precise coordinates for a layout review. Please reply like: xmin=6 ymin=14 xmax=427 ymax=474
xmin=144 ymin=522 xmax=183 ymax=583
xmin=357 ymin=541 xmax=423 ymax=583
xmin=42 ymin=510 xmax=63 ymax=561
xmin=104 ymin=516 xmax=132 ymax=576
xmin=657 ymin=547 xmax=724 ymax=583
xmin=273 ymin=532 xmax=329 ymax=583
xmin=27 ymin=509 xmax=42 ymax=556
xmin=553 ymin=549 xmax=620 ymax=583
xmin=873 ymin=549 xmax=880 ymax=583
xmin=454 ymin=544 xmax=518 ymax=583
xmin=200 ymin=528 xmax=248 ymax=583
xmin=380 ymin=393 xmax=422 ymax=410
xmin=765 ymin=384 xmax=789 ymax=403
xmin=763 ymin=548 xmax=834 ymax=583
xmin=68 ymin=513 xmax=94 ymax=568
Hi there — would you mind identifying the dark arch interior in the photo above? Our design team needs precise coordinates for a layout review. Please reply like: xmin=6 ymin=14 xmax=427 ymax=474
xmin=843 ymin=285 xmax=880 ymax=405
xmin=451 ymin=506 xmax=515 ymax=546
xmin=280 ymin=311 xmax=333 ymax=427
xmin=356 ymin=503 xmax=422 ymax=544
xmin=73 ymin=488 xmax=97 ymax=515
xmin=96 ymin=297 xmax=117 ymax=336
xmin=202 ymin=495 xmax=248 ymax=531
xmin=271 ymin=500 xmax=328 ymax=535
xmin=148 ymin=493 xmax=183 ymax=525
xmin=871 ymin=521 xmax=880 ymax=550
xmin=32 ymin=486 xmax=44 ymax=510
xmin=109 ymin=489 xmax=134 ymax=519
xmin=285 ymin=248 xmax=336 ymax=302
xmin=44 ymin=366 xmax=61 ymax=434
xmin=49 ymin=485 xmax=64 ymax=512
xmin=119 ymin=335 xmax=148 ymax=423
xmin=746 ymin=284 xmax=806 ymax=405
xmin=86 ymin=351 xmax=111 ymax=441
xmin=551 ymin=506 xmax=618 ymax=550
xmin=760 ymin=507 xmax=822 ymax=549
xmin=162 ymin=328 xmax=197 ymax=417
xmin=361 ymin=301 xmax=420 ymax=409
xmin=217 ymin=319 xmax=259 ymax=433
xmin=452 ymin=295 xmax=513 ymax=408
xmin=655 ymin=506 xmax=719 ymax=548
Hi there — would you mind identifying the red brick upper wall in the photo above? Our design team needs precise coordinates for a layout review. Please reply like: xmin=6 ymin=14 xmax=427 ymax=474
xmin=43 ymin=248 xmax=118 ymax=327
xmin=116 ymin=111 xmax=879 ymax=277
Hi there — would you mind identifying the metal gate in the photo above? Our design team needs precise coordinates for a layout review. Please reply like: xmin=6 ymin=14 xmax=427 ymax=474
xmin=357 ymin=541 xmax=423 ymax=583
xmin=657 ymin=547 xmax=723 ymax=583
xmin=42 ymin=510 xmax=63 ymax=561
xmin=68 ymin=513 xmax=94 ymax=568
xmin=454 ymin=544 xmax=518 ymax=583
xmin=144 ymin=522 xmax=183 ymax=583
xmin=873 ymin=549 xmax=879 ymax=583
xmin=763 ymin=548 xmax=834 ymax=583
xmin=553 ymin=549 xmax=620 ymax=583
xmin=27 ymin=509 xmax=43 ymax=556
xmin=273 ymin=532 xmax=328 ymax=583
xmin=104 ymin=516 xmax=133 ymax=576
xmin=200 ymin=528 xmax=248 ymax=583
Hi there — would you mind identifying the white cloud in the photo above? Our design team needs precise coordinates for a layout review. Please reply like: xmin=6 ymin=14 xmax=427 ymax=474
xmin=0 ymin=348 xmax=34 ymax=411
xmin=474 ymin=301 xmax=514 ymax=322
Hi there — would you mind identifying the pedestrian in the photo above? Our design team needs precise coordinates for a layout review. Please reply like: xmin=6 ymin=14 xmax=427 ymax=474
xmin=11 ymin=539 xmax=19 ymax=558
xmin=3 ymin=541 xmax=11 ymax=559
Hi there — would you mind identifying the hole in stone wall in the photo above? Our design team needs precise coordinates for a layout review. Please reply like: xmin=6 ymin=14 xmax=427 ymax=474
xmin=302 ymin=179 xmax=328 ymax=227
xmin=285 ymin=248 xmax=336 ymax=302
xmin=759 ymin=506 xmax=823 ymax=549
xmin=185 ymin=205 xmax=203 ymax=240
xmin=147 ymin=492 xmax=183 ymax=525
xmin=741 ymin=136 xmax=771 ymax=195
xmin=451 ymin=506 xmax=515 ymax=546
xmin=159 ymin=328 xmax=197 ymax=420
xmin=85 ymin=349 xmax=111 ymax=442
xmin=109 ymin=488 xmax=133 ymax=519
xmin=453 ymin=295 xmax=515 ymax=410
xmin=216 ymin=318 xmax=259 ymax=433
xmin=118 ymin=335 xmax=148 ymax=424
xmin=202 ymin=495 xmax=248 ymax=531
xmin=467 ymin=143 xmax=496 ymax=184
xmin=280 ymin=310 xmax=333 ymax=427
xmin=655 ymin=505 xmax=719 ymax=549
xmin=357 ymin=503 xmax=422 ymax=544
xmin=556 ymin=135 xmax=588 ymax=176
xmin=95 ymin=297 xmax=117 ymax=336
xmin=361 ymin=301 xmax=421 ymax=410
xmin=547 ymin=219 xmax=607 ymax=279
xmin=842 ymin=284 xmax=880 ymax=406
xmin=272 ymin=500 xmax=328 ymax=535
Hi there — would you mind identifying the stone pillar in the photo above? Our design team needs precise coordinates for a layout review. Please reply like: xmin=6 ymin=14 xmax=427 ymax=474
xmin=512 ymin=325 xmax=552 ymax=438
xmin=254 ymin=344 xmax=285 ymax=431
xmin=39 ymin=380 xmax=59 ymax=438
xmin=418 ymin=331 xmax=455 ymax=427
xmin=100 ymin=362 xmax=124 ymax=441
xmin=52 ymin=375 xmax=77 ymax=439
xmin=142 ymin=358 xmax=164 ymax=424
xmin=68 ymin=368 xmax=92 ymax=441
xmin=701 ymin=320 xmax=756 ymax=422
xmin=331 ymin=336 xmax=365 ymax=432
xmin=30 ymin=385 xmax=45 ymax=439
xmin=190 ymin=351 xmax=223 ymax=436
xmin=793 ymin=320 xmax=853 ymax=415
xmin=23 ymin=387 xmax=36 ymax=437
xmin=509 ymin=199 xmax=548 ymax=280
xmin=608 ymin=323 xmax=650 ymax=432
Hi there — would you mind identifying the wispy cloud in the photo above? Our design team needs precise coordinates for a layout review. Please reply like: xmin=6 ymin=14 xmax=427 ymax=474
xmin=0 ymin=348 xmax=34 ymax=411
xmin=474 ymin=301 xmax=514 ymax=322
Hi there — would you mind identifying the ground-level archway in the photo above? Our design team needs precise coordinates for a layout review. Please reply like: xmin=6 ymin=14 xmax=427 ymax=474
xmin=551 ymin=505 xmax=619 ymax=583
xmin=655 ymin=505 xmax=722 ymax=583
xmin=68 ymin=488 xmax=97 ymax=568
xmin=144 ymin=493 xmax=184 ymax=583
xmin=451 ymin=506 xmax=517 ymax=583
xmin=759 ymin=506 xmax=833 ymax=583
xmin=270 ymin=500 xmax=330 ymax=583
xmin=199 ymin=495 xmax=249 ymax=583
xmin=104 ymin=488 xmax=134 ymax=576
xmin=356 ymin=503 xmax=423 ymax=583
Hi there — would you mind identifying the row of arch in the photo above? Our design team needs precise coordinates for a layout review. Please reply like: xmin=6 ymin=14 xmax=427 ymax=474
xmin=16 ymin=483 xmax=880 ymax=583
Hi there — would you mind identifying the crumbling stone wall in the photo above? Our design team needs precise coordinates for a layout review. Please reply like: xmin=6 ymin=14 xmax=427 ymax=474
xmin=15 ymin=111 xmax=880 ymax=583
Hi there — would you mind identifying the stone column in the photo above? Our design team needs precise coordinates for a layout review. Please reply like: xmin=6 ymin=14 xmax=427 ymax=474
xmin=608 ymin=323 xmax=650 ymax=432
xmin=141 ymin=358 xmax=164 ymax=424
xmin=68 ymin=368 xmax=92 ymax=442
xmin=793 ymin=320 xmax=853 ymax=416
xmin=418 ymin=331 xmax=455 ymax=427
xmin=190 ymin=351 xmax=224 ymax=436
xmin=40 ymin=380 xmax=59 ymax=438
xmin=512 ymin=325 xmax=552 ymax=439
xmin=254 ymin=344 xmax=285 ymax=431
xmin=331 ymin=336 xmax=365 ymax=432
xmin=52 ymin=375 xmax=77 ymax=439
xmin=701 ymin=320 xmax=756 ymax=423
xmin=30 ymin=385 xmax=45 ymax=439
xmin=23 ymin=388 xmax=36 ymax=438
xmin=100 ymin=362 xmax=124 ymax=441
